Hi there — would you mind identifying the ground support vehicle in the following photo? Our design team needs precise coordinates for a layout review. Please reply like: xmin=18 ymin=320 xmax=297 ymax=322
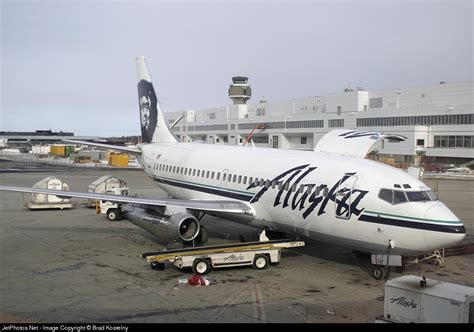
xmin=375 ymin=275 xmax=474 ymax=323
xmin=24 ymin=176 xmax=73 ymax=210
xmin=141 ymin=239 xmax=305 ymax=275
xmin=95 ymin=187 xmax=130 ymax=221
xmin=85 ymin=175 xmax=127 ymax=208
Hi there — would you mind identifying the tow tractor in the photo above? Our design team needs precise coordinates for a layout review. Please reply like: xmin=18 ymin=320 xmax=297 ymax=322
xmin=95 ymin=187 xmax=130 ymax=221
xmin=141 ymin=232 xmax=305 ymax=275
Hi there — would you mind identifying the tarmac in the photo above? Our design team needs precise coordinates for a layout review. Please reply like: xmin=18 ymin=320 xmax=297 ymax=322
xmin=0 ymin=159 xmax=473 ymax=323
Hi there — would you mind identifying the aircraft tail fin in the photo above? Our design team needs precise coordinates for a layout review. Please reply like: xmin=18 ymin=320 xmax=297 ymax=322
xmin=136 ymin=56 xmax=178 ymax=144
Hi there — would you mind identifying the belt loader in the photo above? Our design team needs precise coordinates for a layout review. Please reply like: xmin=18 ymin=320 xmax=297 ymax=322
xmin=141 ymin=236 xmax=305 ymax=275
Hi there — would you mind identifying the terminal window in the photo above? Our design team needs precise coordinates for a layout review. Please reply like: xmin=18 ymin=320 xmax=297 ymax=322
xmin=434 ymin=135 xmax=473 ymax=148
xmin=329 ymin=119 xmax=344 ymax=128
xmin=357 ymin=114 xmax=473 ymax=127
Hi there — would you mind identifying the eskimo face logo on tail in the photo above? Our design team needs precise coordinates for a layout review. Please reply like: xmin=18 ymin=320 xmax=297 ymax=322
xmin=137 ymin=80 xmax=158 ymax=143
xmin=248 ymin=164 xmax=369 ymax=220
xmin=140 ymin=96 xmax=151 ymax=130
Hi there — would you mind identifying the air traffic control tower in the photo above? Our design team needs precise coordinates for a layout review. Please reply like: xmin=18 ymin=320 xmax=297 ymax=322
xmin=228 ymin=76 xmax=252 ymax=119
xmin=228 ymin=76 xmax=252 ymax=105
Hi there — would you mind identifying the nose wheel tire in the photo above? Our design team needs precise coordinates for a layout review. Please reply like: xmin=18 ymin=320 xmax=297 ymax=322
xmin=192 ymin=259 xmax=211 ymax=275
xmin=372 ymin=266 xmax=389 ymax=280
xmin=253 ymin=255 xmax=269 ymax=270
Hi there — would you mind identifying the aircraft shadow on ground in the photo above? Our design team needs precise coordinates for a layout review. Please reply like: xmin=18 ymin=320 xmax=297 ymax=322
xmin=200 ymin=216 xmax=381 ymax=277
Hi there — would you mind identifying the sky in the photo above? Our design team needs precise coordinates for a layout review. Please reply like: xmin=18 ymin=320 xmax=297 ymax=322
xmin=1 ymin=0 xmax=472 ymax=136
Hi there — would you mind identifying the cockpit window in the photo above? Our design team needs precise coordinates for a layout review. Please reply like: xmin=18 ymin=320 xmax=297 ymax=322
xmin=379 ymin=189 xmax=435 ymax=204
xmin=394 ymin=190 xmax=407 ymax=204
xmin=406 ymin=191 xmax=431 ymax=202
xmin=426 ymin=190 xmax=438 ymax=201
xmin=378 ymin=189 xmax=393 ymax=204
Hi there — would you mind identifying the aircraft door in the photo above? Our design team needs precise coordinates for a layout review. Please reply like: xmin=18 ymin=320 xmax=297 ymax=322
xmin=334 ymin=173 xmax=359 ymax=220
xmin=220 ymin=169 xmax=229 ymax=188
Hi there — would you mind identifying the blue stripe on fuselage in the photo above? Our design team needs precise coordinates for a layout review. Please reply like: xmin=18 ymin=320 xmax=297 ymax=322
xmin=358 ymin=214 xmax=465 ymax=234
xmin=152 ymin=176 xmax=254 ymax=202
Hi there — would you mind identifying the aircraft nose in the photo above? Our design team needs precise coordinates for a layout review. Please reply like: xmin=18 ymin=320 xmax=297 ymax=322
xmin=423 ymin=204 xmax=465 ymax=251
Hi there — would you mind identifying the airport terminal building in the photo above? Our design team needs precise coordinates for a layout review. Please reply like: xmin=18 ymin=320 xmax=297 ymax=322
xmin=164 ymin=79 xmax=474 ymax=167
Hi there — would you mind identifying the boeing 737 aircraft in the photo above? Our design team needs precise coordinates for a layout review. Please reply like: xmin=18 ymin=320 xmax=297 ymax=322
xmin=0 ymin=57 xmax=466 ymax=279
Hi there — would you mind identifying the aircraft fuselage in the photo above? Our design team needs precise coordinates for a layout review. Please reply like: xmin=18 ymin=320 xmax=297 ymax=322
xmin=139 ymin=142 xmax=465 ymax=255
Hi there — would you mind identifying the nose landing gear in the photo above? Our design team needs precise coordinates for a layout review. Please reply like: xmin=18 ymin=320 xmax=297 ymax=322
xmin=372 ymin=266 xmax=389 ymax=280
xmin=371 ymin=239 xmax=400 ymax=280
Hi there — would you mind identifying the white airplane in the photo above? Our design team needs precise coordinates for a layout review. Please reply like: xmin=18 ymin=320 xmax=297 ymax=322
xmin=0 ymin=57 xmax=466 ymax=279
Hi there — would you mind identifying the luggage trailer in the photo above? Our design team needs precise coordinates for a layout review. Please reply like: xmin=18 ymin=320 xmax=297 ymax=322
xmin=141 ymin=239 xmax=306 ymax=275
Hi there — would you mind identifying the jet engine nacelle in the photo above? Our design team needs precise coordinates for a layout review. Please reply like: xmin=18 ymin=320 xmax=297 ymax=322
xmin=124 ymin=206 xmax=200 ymax=243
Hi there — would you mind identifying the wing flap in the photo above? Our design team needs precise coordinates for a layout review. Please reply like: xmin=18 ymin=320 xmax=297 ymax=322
xmin=0 ymin=185 xmax=254 ymax=216
xmin=314 ymin=129 xmax=406 ymax=158
xmin=62 ymin=139 xmax=142 ymax=155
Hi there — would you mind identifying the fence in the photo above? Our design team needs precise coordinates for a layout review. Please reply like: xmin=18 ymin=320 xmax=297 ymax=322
xmin=0 ymin=151 xmax=142 ymax=170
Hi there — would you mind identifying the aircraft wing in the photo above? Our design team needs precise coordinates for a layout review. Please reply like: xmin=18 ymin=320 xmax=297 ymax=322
xmin=0 ymin=185 xmax=254 ymax=216
xmin=62 ymin=139 xmax=142 ymax=155
xmin=314 ymin=129 xmax=406 ymax=158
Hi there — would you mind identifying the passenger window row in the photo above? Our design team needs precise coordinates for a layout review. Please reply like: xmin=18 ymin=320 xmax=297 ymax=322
xmin=151 ymin=162 xmax=329 ymax=195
